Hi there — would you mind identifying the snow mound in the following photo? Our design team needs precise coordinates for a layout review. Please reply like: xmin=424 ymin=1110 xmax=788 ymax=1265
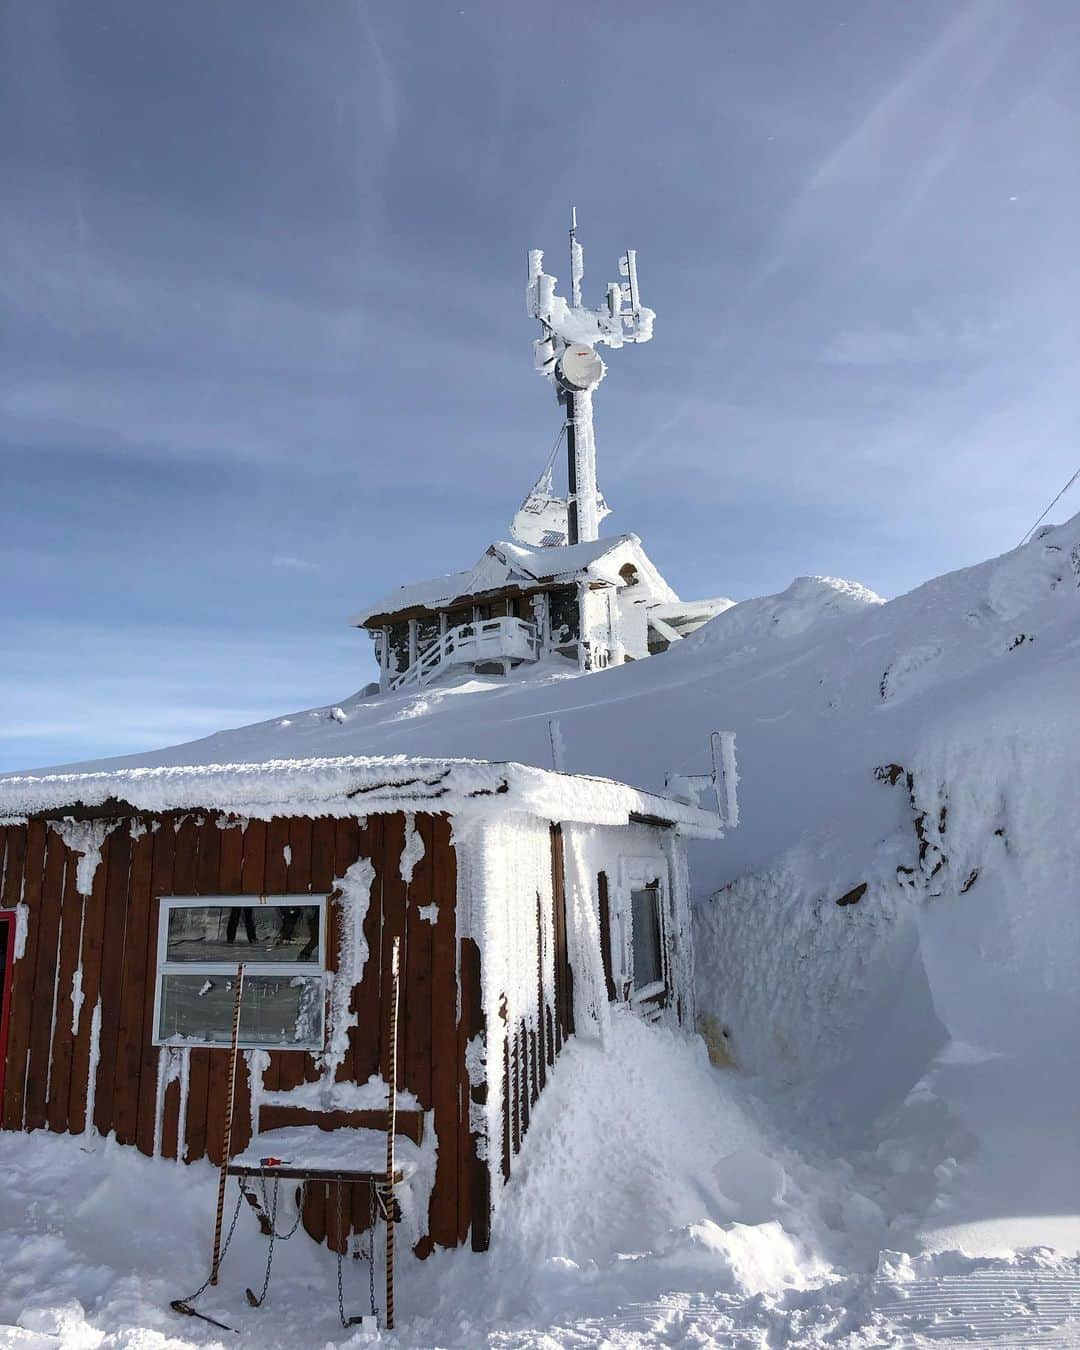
xmin=682 ymin=574 xmax=884 ymax=653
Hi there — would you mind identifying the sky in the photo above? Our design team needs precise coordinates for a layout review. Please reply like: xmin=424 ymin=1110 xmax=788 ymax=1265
xmin=3 ymin=0 xmax=1079 ymax=772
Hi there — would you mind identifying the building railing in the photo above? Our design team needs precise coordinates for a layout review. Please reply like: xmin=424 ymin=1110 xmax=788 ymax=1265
xmin=390 ymin=616 xmax=540 ymax=690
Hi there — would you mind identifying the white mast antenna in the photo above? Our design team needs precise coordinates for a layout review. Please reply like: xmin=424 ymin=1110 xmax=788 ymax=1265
xmin=526 ymin=210 xmax=655 ymax=546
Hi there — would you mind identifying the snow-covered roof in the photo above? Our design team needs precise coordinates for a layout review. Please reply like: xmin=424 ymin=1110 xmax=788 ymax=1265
xmin=0 ymin=753 xmax=723 ymax=837
xmin=350 ymin=534 xmax=677 ymax=626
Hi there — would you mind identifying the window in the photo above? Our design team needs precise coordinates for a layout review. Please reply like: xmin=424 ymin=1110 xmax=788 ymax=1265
xmin=387 ymin=621 xmax=410 ymax=673
xmin=548 ymin=588 xmax=580 ymax=645
xmin=153 ymin=896 xmax=327 ymax=1050
xmin=617 ymin=858 xmax=669 ymax=1006
xmin=630 ymin=884 xmax=664 ymax=993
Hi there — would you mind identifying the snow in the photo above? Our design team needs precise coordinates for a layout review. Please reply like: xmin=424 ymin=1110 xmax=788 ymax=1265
xmin=318 ymin=856 xmax=374 ymax=1082
xmin=47 ymin=819 xmax=115 ymax=898
xmin=349 ymin=534 xmax=677 ymax=627
xmin=4 ymin=511 xmax=1080 ymax=1344
xmin=0 ymin=755 xmax=722 ymax=839
xmin=398 ymin=814 xmax=425 ymax=885
xmin=232 ymin=1125 xmax=419 ymax=1178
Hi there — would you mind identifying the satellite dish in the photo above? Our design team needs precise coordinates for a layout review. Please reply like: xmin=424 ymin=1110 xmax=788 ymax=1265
xmin=556 ymin=345 xmax=605 ymax=393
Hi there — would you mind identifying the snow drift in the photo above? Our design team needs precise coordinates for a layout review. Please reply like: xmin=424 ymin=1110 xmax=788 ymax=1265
xmin=4 ymin=512 xmax=1080 ymax=1343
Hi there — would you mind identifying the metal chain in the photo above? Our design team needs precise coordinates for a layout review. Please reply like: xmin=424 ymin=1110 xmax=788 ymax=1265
xmin=180 ymin=1178 xmax=246 ymax=1306
xmin=247 ymin=1173 xmax=281 ymax=1308
xmin=336 ymin=1180 xmax=380 ymax=1326
xmin=336 ymin=1182 xmax=348 ymax=1328
xmin=257 ymin=1173 xmax=307 ymax=1241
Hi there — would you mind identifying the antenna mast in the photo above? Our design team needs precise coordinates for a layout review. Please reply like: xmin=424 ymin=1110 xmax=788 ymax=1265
xmin=526 ymin=210 xmax=655 ymax=546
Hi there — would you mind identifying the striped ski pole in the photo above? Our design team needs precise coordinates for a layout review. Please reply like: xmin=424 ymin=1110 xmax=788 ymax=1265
xmin=384 ymin=937 xmax=400 ymax=1329
xmin=210 ymin=962 xmax=245 ymax=1286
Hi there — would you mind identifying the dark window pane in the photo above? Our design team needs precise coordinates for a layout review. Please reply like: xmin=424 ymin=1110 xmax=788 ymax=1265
xmin=416 ymin=617 xmax=439 ymax=652
xmin=548 ymin=588 xmax=580 ymax=644
xmin=631 ymin=887 xmax=663 ymax=990
xmin=388 ymin=621 xmax=410 ymax=672
xmin=158 ymin=972 xmax=323 ymax=1047
xmin=165 ymin=905 xmax=320 ymax=964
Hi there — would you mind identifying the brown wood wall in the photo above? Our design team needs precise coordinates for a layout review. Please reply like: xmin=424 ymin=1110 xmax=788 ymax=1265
xmin=0 ymin=810 xmax=485 ymax=1252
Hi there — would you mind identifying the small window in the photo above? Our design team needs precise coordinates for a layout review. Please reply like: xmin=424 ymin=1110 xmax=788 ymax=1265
xmin=387 ymin=621 xmax=410 ymax=673
xmin=415 ymin=616 xmax=440 ymax=653
xmin=630 ymin=883 xmax=664 ymax=992
xmin=548 ymin=588 xmax=580 ymax=644
xmin=154 ymin=896 xmax=327 ymax=1050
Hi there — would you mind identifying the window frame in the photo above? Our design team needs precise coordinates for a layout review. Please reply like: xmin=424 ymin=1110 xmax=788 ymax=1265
xmin=152 ymin=894 xmax=329 ymax=1051
xmin=615 ymin=857 xmax=670 ymax=1006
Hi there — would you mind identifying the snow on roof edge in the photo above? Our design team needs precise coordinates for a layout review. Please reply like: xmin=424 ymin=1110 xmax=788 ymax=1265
xmin=348 ymin=533 xmax=672 ymax=626
xmin=0 ymin=753 xmax=723 ymax=839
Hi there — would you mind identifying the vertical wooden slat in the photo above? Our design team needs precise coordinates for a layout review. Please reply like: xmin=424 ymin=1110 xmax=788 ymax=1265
xmin=1 ymin=822 xmax=36 ymax=1131
xmin=404 ymin=814 xmax=434 ymax=1111
xmin=24 ymin=828 xmax=68 ymax=1131
xmin=68 ymin=823 xmax=112 ymax=1137
xmin=459 ymin=934 xmax=489 ymax=1250
xmin=511 ymin=1027 xmax=521 ymax=1154
xmin=136 ymin=820 xmax=174 ymax=1154
xmin=170 ymin=816 xmax=208 ymax=1160
xmin=111 ymin=826 xmax=155 ymax=1144
xmin=276 ymin=817 xmax=313 ymax=1093
xmin=535 ymin=893 xmax=547 ymax=1093
xmin=161 ymin=1070 xmax=181 ymax=1161
xmin=549 ymin=824 xmax=573 ymax=1047
xmin=379 ymin=815 xmax=408 ymax=1090
xmin=500 ymin=1015 xmax=511 ymax=1182
xmin=597 ymin=871 xmax=617 ymax=1002
xmin=428 ymin=814 xmax=459 ymax=1246
xmin=261 ymin=817 xmax=290 ymax=1097
xmin=92 ymin=828 xmax=132 ymax=1136
xmin=304 ymin=816 xmax=336 ymax=1087
xmin=303 ymin=1181 xmax=328 ymax=1246
xmin=45 ymin=855 xmax=83 ymax=1133
xmin=237 ymin=817 xmax=268 ymax=1121
xmin=344 ymin=816 xmax=380 ymax=1086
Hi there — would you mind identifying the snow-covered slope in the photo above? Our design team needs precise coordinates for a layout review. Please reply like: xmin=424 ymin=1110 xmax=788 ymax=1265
xmin=5 ymin=513 xmax=1080 ymax=1345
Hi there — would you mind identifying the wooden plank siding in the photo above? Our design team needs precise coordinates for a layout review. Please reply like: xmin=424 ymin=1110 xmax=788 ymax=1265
xmin=0 ymin=808 xmax=490 ymax=1254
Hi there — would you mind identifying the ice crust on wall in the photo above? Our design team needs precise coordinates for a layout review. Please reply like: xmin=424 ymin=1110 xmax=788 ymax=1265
xmin=318 ymin=855 xmax=374 ymax=1083
xmin=48 ymin=818 xmax=115 ymax=898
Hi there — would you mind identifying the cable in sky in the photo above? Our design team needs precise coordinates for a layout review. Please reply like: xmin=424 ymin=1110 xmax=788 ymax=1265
xmin=1018 ymin=464 xmax=1080 ymax=547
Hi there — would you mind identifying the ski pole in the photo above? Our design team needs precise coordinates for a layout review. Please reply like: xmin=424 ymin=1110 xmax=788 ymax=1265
xmin=211 ymin=962 xmax=245 ymax=1286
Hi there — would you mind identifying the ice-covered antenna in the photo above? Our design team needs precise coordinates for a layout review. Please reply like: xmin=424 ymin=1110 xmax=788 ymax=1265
xmin=527 ymin=209 xmax=655 ymax=544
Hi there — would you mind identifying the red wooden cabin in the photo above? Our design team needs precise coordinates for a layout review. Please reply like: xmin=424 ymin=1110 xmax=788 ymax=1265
xmin=0 ymin=755 xmax=718 ymax=1254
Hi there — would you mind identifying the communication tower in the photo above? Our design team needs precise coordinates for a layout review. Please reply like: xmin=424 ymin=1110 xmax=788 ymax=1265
xmin=523 ymin=210 xmax=655 ymax=546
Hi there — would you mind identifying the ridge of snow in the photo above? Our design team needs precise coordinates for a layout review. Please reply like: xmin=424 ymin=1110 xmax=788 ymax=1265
xmin=0 ymin=753 xmax=723 ymax=837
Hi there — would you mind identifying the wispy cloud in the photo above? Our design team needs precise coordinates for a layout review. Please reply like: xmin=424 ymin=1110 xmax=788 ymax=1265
xmin=272 ymin=553 xmax=320 ymax=572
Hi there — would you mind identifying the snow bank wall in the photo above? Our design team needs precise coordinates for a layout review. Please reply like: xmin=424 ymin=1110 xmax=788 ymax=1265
xmin=696 ymin=662 xmax=1080 ymax=1129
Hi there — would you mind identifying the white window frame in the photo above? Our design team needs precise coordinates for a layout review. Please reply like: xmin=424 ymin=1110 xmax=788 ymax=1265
xmin=616 ymin=857 xmax=670 ymax=1005
xmin=152 ymin=894 xmax=329 ymax=1051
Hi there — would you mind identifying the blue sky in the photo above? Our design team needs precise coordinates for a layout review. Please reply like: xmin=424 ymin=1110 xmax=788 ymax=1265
xmin=3 ymin=0 xmax=1078 ymax=772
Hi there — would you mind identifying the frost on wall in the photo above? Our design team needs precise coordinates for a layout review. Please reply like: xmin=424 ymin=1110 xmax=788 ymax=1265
xmin=13 ymin=903 xmax=29 ymax=961
xmin=48 ymin=818 xmax=116 ymax=898
xmin=563 ymin=819 xmax=691 ymax=1035
xmin=456 ymin=813 xmax=559 ymax=1208
xmin=245 ymin=1049 xmax=271 ymax=1140
xmin=561 ymin=823 xmax=612 ymax=1046
xmin=400 ymin=813 xmax=426 ymax=885
xmin=317 ymin=856 xmax=374 ymax=1086
xmin=83 ymin=999 xmax=103 ymax=1137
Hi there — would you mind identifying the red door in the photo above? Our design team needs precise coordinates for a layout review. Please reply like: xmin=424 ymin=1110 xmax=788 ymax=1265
xmin=0 ymin=912 xmax=14 ymax=1110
